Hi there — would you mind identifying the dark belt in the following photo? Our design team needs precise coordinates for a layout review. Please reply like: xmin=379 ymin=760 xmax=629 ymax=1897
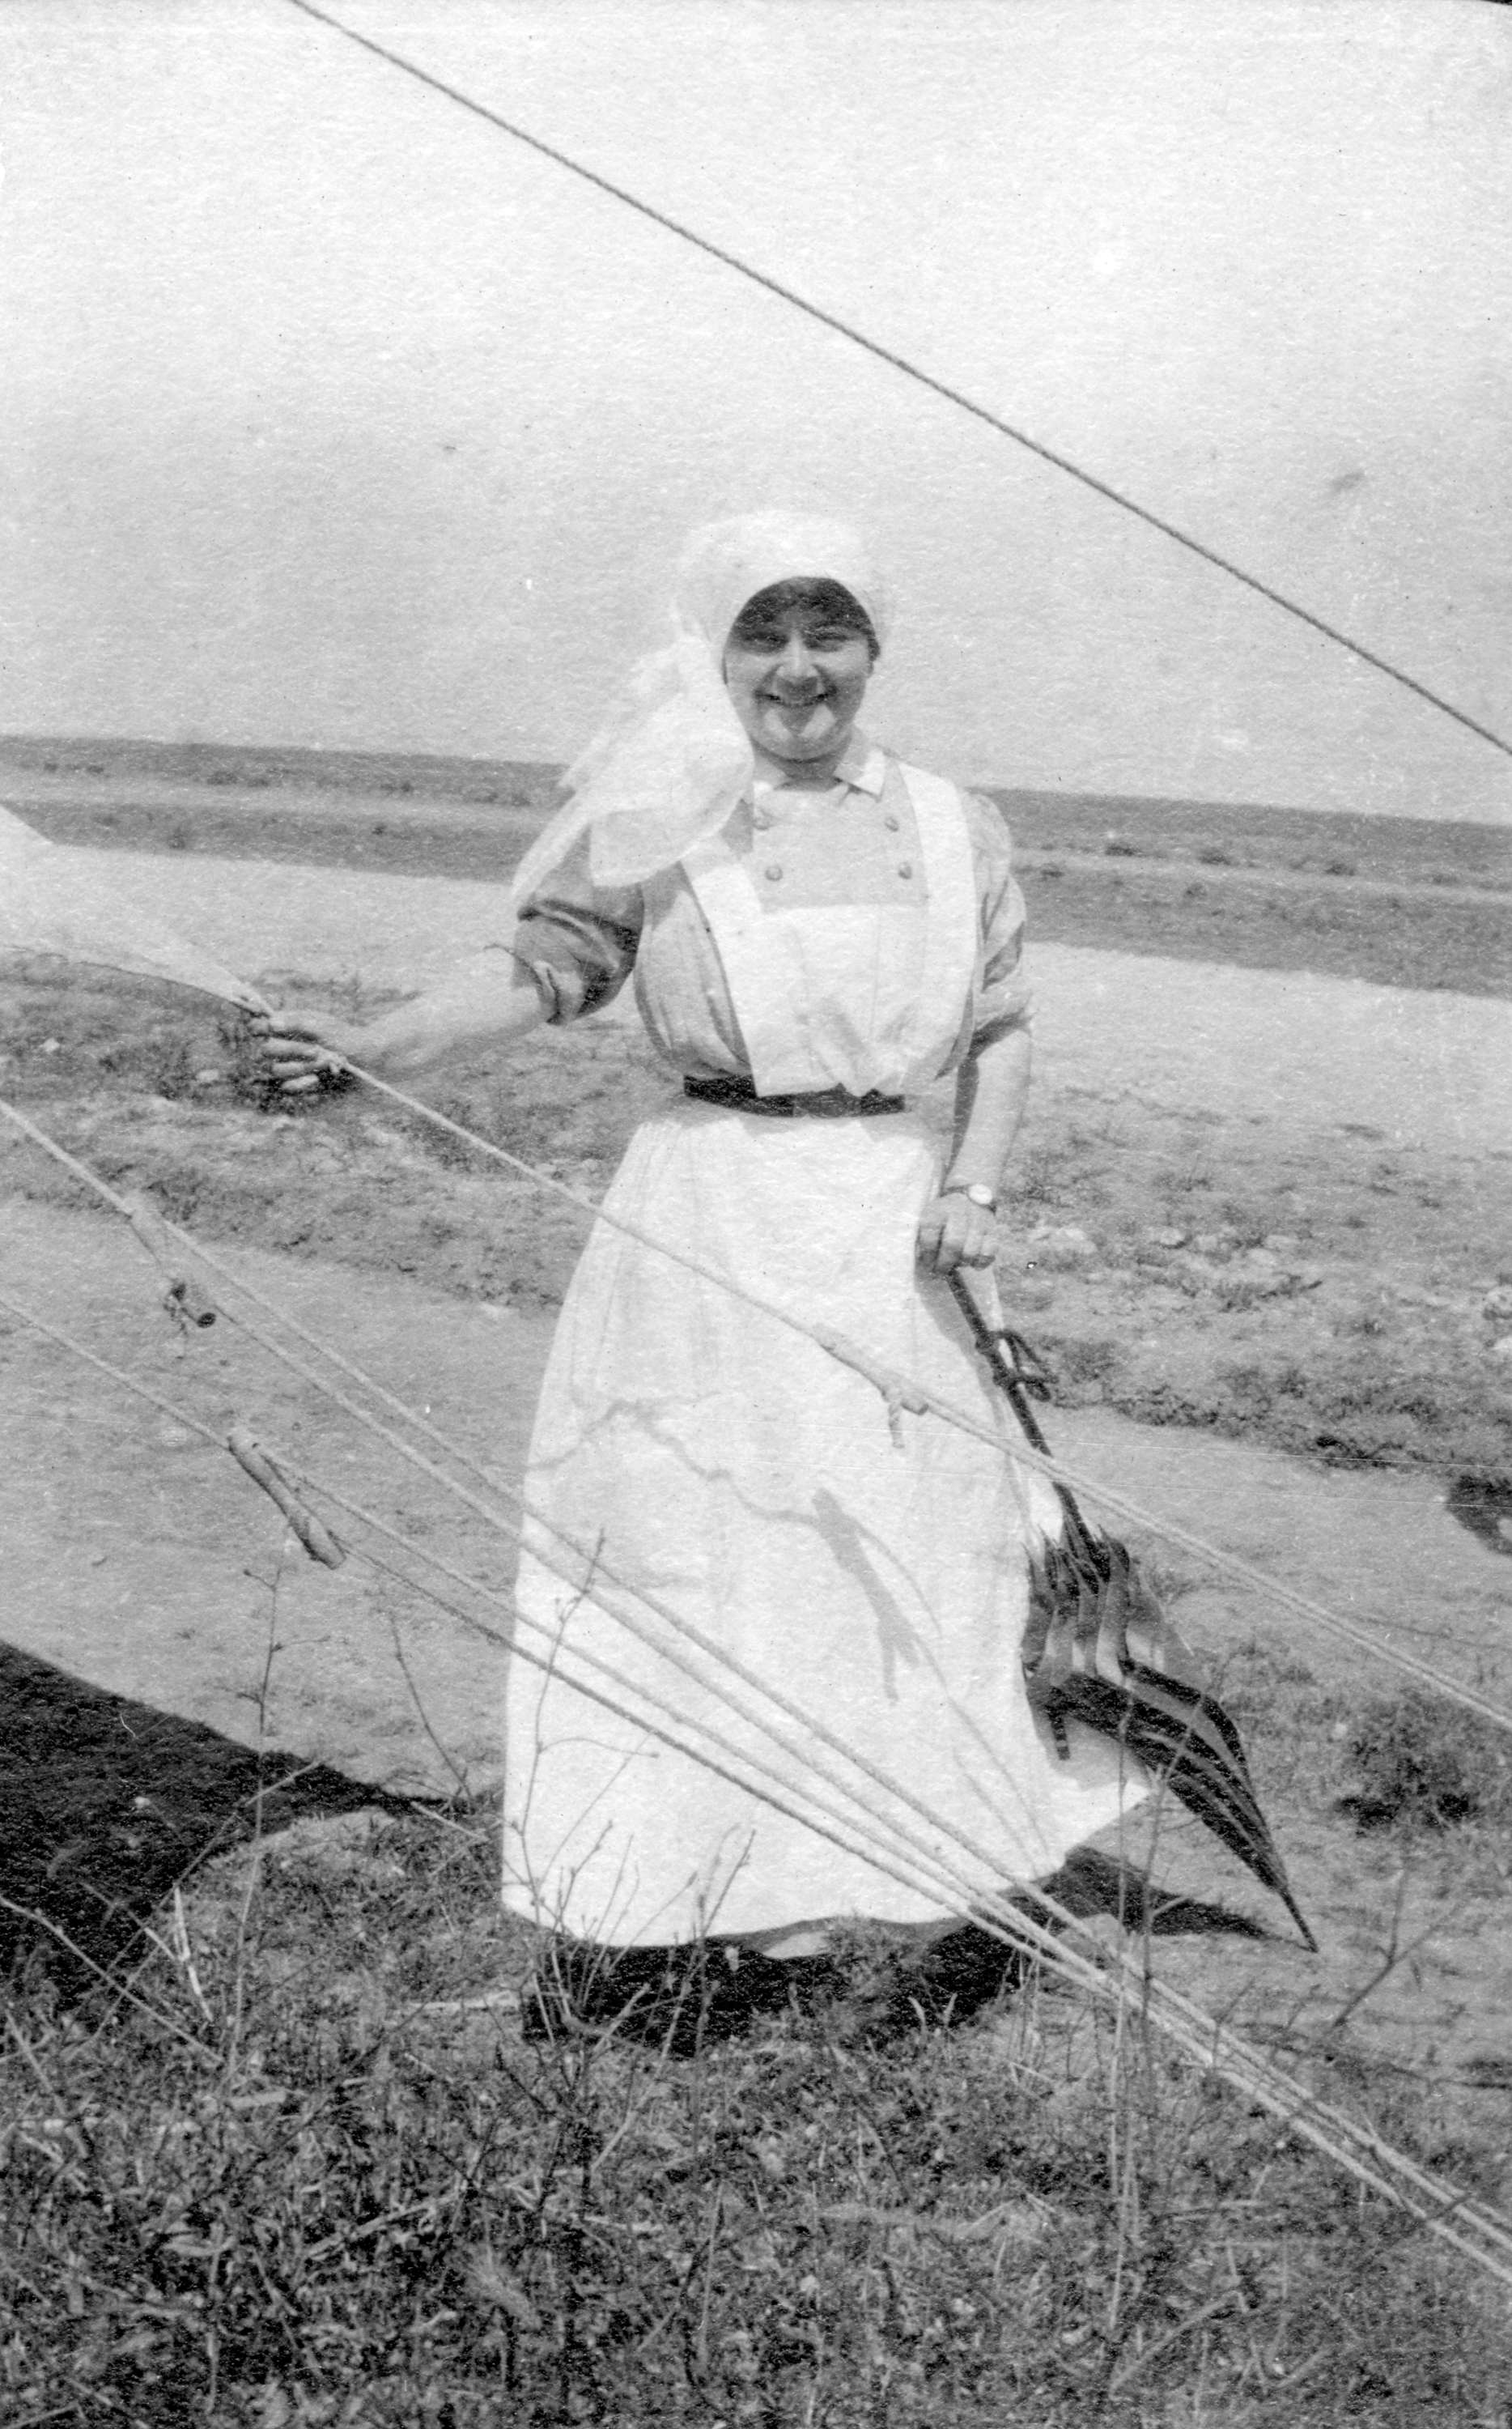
xmin=684 ymin=1074 xmax=906 ymax=1120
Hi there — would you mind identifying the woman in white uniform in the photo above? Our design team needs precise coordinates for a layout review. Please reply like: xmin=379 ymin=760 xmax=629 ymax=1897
xmin=263 ymin=513 xmax=1149 ymax=2044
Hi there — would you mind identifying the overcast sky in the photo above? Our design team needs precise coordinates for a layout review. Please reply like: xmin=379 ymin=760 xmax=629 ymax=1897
xmin=2 ymin=0 xmax=1508 ymax=819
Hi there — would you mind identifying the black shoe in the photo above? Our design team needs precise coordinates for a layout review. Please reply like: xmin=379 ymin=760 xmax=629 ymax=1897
xmin=892 ymin=1923 xmax=1030 ymax=2034
xmin=838 ymin=1917 xmax=1043 ymax=2047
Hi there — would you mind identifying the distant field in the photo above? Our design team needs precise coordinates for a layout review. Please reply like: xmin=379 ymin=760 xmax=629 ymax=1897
xmin=5 ymin=732 xmax=1510 ymax=996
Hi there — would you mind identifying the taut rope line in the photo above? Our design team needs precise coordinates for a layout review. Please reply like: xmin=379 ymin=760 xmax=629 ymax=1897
xmin=5 ymin=1083 xmax=1510 ymax=1741
xmin=6 ymin=1274 xmax=1512 ymax=2287
xmin=282 ymin=0 xmax=1512 ymax=767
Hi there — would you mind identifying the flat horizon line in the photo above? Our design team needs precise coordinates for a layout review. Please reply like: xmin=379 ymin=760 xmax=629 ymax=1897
xmin=3 ymin=730 xmax=1510 ymax=836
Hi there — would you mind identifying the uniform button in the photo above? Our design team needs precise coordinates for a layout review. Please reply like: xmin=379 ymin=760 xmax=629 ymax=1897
xmin=897 ymin=861 xmax=914 ymax=879
xmin=883 ymin=812 xmax=901 ymax=832
xmin=765 ymin=863 xmax=784 ymax=882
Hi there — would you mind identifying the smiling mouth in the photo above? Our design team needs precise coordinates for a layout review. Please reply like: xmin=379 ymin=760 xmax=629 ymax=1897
xmin=762 ymin=697 xmax=835 ymax=734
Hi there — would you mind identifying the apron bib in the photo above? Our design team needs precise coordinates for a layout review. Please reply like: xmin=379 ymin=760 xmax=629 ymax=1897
xmin=679 ymin=763 xmax=978 ymax=1098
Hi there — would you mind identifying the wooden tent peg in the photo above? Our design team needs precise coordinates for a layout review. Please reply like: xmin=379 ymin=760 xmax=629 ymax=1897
xmin=227 ymin=1425 xmax=346 ymax=1568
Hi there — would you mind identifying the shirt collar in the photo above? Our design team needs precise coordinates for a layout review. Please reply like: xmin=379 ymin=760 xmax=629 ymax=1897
xmin=835 ymin=729 xmax=886 ymax=796
xmin=749 ymin=729 xmax=886 ymax=805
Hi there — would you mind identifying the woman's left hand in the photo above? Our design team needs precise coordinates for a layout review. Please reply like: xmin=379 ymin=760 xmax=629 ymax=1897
xmin=915 ymin=1193 xmax=999 ymax=1275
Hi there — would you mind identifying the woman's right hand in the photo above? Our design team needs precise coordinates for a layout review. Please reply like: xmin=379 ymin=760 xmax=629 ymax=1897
xmin=250 ymin=1008 xmax=366 ymax=1098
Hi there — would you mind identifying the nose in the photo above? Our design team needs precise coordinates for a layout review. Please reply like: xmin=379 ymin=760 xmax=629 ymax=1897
xmin=772 ymin=631 xmax=820 ymax=691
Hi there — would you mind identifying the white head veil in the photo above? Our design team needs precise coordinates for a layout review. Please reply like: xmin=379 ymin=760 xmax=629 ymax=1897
xmin=508 ymin=512 xmax=893 ymax=906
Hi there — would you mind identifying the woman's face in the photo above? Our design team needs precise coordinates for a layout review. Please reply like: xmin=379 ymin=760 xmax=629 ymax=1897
xmin=722 ymin=584 xmax=875 ymax=771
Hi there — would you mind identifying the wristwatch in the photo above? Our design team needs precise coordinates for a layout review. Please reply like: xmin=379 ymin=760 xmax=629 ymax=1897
xmin=944 ymin=1181 xmax=997 ymax=1212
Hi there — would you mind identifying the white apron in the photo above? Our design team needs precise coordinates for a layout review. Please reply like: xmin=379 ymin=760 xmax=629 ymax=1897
xmin=503 ymin=769 xmax=1146 ymax=1946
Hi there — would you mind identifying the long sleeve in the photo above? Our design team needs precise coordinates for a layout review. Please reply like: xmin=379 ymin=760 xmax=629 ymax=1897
xmin=512 ymin=840 xmax=643 ymax=1024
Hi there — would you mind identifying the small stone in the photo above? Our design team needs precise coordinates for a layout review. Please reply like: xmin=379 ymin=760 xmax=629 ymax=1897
xmin=1243 ymin=1248 xmax=1281 ymax=1270
xmin=1291 ymin=1265 xmax=1325 ymax=1291
xmin=194 ymin=1067 xmax=225 ymax=1086
xmin=1193 ymin=1232 xmax=1225 ymax=1257
xmin=1482 ymin=1285 xmax=1512 ymax=1325
xmin=1490 ymin=1336 xmax=1512 ymax=1368
xmin=1151 ymin=1226 xmax=1187 ymax=1249
xmin=1263 ymin=1233 xmax=1299 ymax=1255
xmin=39 ymin=1036 xmax=61 ymax=1055
xmin=155 ymin=1419 xmax=194 ymax=1449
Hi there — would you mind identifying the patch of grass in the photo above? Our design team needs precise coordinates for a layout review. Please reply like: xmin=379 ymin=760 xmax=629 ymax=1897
xmin=1008 ymin=1138 xmax=1083 ymax=1216
xmin=1154 ymin=1155 xmax=1217 ymax=1209
xmin=1013 ymin=857 xmax=1512 ymax=995
xmin=5 ymin=1804 xmax=1510 ymax=2426
xmin=1216 ymin=1206 xmax=1274 ymax=1250
xmin=1 ymin=967 xmax=231 ymax=1104
xmin=1344 ymin=1693 xmax=1512 ymax=1831
xmin=1043 ymin=1333 xmax=1125 ymax=1395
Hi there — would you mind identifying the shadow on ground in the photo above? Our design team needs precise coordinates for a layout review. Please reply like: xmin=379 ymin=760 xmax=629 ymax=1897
xmin=1039 ymin=1844 xmax=1270 ymax=1942
xmin=0 ymin=1640 xmax=1273 ymax=2010
xmin=1446 ymin=1472 xmax=1512 ymax=1558
xmin=0 ymin=1641 xmax=412 ymax=1991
